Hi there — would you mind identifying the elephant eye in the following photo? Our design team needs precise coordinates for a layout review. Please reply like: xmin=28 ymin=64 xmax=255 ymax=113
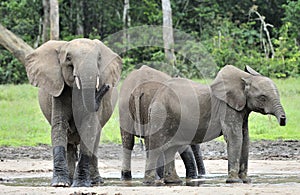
xmin=66 ymin=54 xmax=72 ymax=62
xmin=258 ymin=95 xmax=267 ymax=102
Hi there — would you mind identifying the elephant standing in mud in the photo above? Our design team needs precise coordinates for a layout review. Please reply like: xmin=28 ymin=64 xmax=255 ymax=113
xmin=144 ymin=65 xmax=286 ymax=184
xmin=119 ymin=65 xmax=205 ymax=181
xmin=25 ymin=38 xmax=122 ymax=187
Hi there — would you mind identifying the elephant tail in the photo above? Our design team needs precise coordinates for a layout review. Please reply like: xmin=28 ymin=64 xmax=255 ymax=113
xmin=133 ymin=93 xmax=145 ymax=150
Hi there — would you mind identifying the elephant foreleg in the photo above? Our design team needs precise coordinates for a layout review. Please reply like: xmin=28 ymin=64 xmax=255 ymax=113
xmin=51 ymin=146 xmax=71 ymax=187
xmin=221 ymin=109 xmax=244 ymax=184
xmin=50 ymin=97 xmax=71 ymax=187
xmin=239 ymin=118 xmax=251 ymax=183
xmin=71 ymin=143 xmax=92 ymax=187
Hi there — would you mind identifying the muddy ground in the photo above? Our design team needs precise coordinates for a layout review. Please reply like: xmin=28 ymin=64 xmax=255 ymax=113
xmin=0 ymin=140 xmax=299 ymax=194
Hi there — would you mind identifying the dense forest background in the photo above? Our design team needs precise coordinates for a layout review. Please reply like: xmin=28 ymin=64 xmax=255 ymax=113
xmin=0 ymin=0 xmax=299 ymax=84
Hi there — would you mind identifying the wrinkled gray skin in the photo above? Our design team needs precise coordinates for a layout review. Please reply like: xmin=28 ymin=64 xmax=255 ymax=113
xmin=144 ymin=65 xmax=286 ymax=184
xmin=25 ymin=38 xmax=122 ymax=187
xmin=119 ymin=65 xmax=205 ymax=182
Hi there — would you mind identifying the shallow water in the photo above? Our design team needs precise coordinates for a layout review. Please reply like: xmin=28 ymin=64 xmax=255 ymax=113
xmin=1 ymin=173 xmax=299 ymax=187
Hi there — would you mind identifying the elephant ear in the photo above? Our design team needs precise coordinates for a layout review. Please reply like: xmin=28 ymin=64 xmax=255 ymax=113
xmin=25 ymin=40 xmax=67 ymax=97
xmin=211 ymin=65 xmax=250 ymax=111
xmin=94 ymin=39 xmax=122 ymax=87
xmin=245 ymin=65 xmax=261 ymax=76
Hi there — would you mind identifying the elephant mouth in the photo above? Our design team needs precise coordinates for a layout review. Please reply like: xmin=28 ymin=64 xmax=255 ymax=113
xmin=95 ymin=84 xmax=110 ymax=111
xmin=74 ymin=75 xmax=101 ymax=91
xmin=278 ymin=115 xmax=286 ymax=126
xmin=74 ymin=76 xmax=110 ymax=112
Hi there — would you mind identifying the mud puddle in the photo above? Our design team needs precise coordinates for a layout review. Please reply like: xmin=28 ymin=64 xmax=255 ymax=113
xmin=1 ymin=173 xmax=299 ymax=187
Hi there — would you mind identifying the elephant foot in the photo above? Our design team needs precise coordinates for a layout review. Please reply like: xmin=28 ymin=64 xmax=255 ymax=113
xmin=198 ymin=169 xmax=206 ymax=176
xmin=71 ymin=179 xmax=92 ymax=187
xmin=91 ymin=175 xmax=104 ymax=186
xmin=186 ymin=171 xmax=198 ymax=180
xmin=226 ymin=177 xmax=243 ymax=184
xmin=51 ymin=176 xmax=71 ymax=187
xmin=239 ymin=174 xmax=251 ymax=184
xmin=143 ymin=178 xmax=156 ymax=185
xmin=241 ymin=177 xmax=251 ymax=184
xmin=143 ymin=170 xmax=156 ymax=185
xmin=164 ymin=168 xmax=182 ymax=184
xmin=164 ymin=177 xmax=183 ymax=184
xmin=121 ymin=170 xmax=132 ymax=181
xmin=164 ymin=173 xmax=182 ymax=184
xmin=71 ymin=153 xmax=91 ymax=187
xmin=51 ymin=146 xmax=71 ymax=187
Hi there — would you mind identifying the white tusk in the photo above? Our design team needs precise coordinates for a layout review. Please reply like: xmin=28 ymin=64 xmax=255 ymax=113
xmin=96 ymin=76 xmax=100 ymax=91
xmin=75 ymin=76 xmax=81 ymax=89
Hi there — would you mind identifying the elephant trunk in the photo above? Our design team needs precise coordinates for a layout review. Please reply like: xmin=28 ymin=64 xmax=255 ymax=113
xmin=273 ymin=103 xmax=286 ymax=126
xmin=76 ymin=71 xmax=101 ymax=112
xmin=82 ymin=86 xmax=98 ymax=112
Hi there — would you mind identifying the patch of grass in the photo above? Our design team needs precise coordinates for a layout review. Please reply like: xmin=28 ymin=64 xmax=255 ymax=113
xmin=0 ymin=85 xmax=50 ymax=146
xmin=101 ymin=106 xmax=121 ymax=144
xmin=0 ymin=77 xmax=299 ymax=146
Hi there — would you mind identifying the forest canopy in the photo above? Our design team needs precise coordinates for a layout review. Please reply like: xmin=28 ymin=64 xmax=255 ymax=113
xmin=0 ymin=0 xmax=299 ymax=84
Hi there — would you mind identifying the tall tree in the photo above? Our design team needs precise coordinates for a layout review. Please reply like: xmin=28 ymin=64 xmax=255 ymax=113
xmin=162 ymin=0 xmax=176 ymax=66
xmin=123 ymin=0 xmax=131 ymax=50
xmin=42 ymin=0 xmax=50 ymax=42
xmin=50 ymin=0 xmax=59 ymax=40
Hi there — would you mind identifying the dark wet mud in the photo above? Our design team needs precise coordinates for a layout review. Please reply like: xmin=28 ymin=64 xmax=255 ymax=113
xmin=2 ymin=173 xmax=300 ymax=188
xmin=0 ymin=140 xmax=299 ymax=161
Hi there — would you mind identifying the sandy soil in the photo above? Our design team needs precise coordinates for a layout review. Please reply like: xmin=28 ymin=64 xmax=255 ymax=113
xmin=0 ymin=140 xmax=299 ymax=194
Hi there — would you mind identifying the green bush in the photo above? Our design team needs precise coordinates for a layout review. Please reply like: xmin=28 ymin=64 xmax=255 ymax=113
xmin=0 ymin=49 xmax=28 ymax=84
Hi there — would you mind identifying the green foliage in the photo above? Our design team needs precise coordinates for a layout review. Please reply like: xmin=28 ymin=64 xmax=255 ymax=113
xmin=282 ymin=0 xmax=300 ymax=43
xmin=0 ymin=49 xmax=28 ymax=84
xmin=0 ymin=0 xmax=299 ymax=84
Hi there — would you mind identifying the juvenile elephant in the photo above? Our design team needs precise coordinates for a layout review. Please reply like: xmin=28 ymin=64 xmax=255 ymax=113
xmin=25 ymin=38 xmax=122 ymax=187
xmin=119 ymin=65 xmax=205 ymax=182
xmin=144 ymin=65 xmax=286 ymax=184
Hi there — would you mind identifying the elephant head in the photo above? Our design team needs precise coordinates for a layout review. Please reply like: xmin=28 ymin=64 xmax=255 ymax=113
xmin=25 ymin=38 xmax=122 ymax=112
xmin=211 ymin=65 xmax=286 ymax=126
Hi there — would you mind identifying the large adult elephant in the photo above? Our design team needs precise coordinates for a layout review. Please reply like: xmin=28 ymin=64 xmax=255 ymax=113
xmin=119 ymin=65 xmax=205 ymax=182
xmin=25 ymin=38 xmax=122 ymax=187
xmin=144 ymin=65 xmax=286 ymax=184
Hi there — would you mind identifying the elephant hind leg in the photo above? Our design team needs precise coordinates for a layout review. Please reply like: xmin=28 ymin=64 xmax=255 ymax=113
xmin=179 ymin=145 xmax=198 ymax=179
xmin=121 ymin=128 xmax=135 ymax=180
xmin=191 ymin=144 xmax=206 ymax=176
xmin=143 ymin=148 xmax=161 ymax=185
xmin=156 ymin=153 xmax=165 ymax=180
xmin=164 ymin=146 xmax=182 ymax=184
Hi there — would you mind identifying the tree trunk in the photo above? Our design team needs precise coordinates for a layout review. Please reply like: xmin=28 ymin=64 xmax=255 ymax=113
xmin=123 ymin=0 xmax=131 ymax=51
xmin=76 ymin=0 xmax=84 ymax=35
xmin=0 ymin=24 xmax=33 ymax=64
xmin=50 ymin=0 xmax=59 ymax=40
xmin=162 ymin=0 xmax=176 ymax=66
xmin=42 ymin=0 xmax=50 ymax=42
